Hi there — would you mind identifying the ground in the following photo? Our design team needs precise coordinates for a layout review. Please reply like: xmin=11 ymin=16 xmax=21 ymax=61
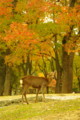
xmin=31 ymin=110 xmax=80 ymax=120
xmin=0 ymin=94 xmax=80 ymax=120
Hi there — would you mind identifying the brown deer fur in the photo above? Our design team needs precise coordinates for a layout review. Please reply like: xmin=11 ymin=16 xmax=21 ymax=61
xmin=20 ymin=72 xmax=55 ymax=104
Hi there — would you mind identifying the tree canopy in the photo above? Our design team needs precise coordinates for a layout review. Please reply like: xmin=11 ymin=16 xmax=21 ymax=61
xmin=0 ymin=0 xmax=80 ymax=95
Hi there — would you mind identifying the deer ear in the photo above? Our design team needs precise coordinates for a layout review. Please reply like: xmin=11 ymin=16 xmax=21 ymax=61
xmin=46 ymin=72 xmax=50 ymax=78
xmin=47 ymin=72 xmax=54 ymax=78
xmin=49 ymin=72 xmax=54 ymax=76
xmin=54 ymin=71 xmax=57 ymax=78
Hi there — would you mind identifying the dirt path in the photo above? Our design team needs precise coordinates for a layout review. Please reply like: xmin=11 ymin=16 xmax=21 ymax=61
xmin=46 ymin=94 xmax=80 ymax=100
xmin=0 ymin=94 xmax=80 ymax=107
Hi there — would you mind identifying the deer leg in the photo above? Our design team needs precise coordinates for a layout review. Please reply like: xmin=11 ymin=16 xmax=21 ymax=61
xmin=35 ymin=87 xmax=41 ymax=103
xmin=41 ymin=85 xmax=45 ymax=102
xmin=24 ymin=92 xmax=29 ymax=104
xmin=22 ymin=94 xmax=24 ymax=103
xmin=22 ymin=85 xmax=29 ymax=104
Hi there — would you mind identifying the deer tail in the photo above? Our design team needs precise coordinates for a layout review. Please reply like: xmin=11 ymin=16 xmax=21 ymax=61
xmin=20 ymin=79 xmax=23 ymax=87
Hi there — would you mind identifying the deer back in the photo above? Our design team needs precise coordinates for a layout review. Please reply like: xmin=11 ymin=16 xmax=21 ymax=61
xmin=21 ymin=76 xmax=49 ymax=88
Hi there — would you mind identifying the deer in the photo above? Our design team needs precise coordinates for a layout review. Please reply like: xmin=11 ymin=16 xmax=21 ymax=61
xmin=20 ymin=72 xmax=56 ymax=104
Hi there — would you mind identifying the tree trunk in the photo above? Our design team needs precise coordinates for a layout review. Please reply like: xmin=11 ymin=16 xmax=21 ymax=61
xmin=3 ymin=66 xmax=11 ymax=95
xmin=70 ymin=0 xmax=76 ymax=7
xmin=0 ymin=57 xmax=6 ymax=95
xmin=55 ymin=53 xmax=62 ymax=93
xmin=78 ymin=76 xmax=80 ymax=92
xmin=55 ymin=49 xmax=62 ymax=93
xmin=0 ymin=76 xmax=5 ymax=95
xmin=54 ymin=35 xmax=62 ymax=93
xmin=55 ymin=69 xmax=62 ymax=93
xmin=61 ymin=0 xmax=76 ymax=93
xmin=62 ymin=48 xmax=74 ymax=93
xmin=21 ymin=54 xmax=32 ymax=76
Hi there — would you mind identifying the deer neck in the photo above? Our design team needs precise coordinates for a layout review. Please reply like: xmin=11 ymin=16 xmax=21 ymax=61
xmin=47 ymin=77 xmax=52 ymax=83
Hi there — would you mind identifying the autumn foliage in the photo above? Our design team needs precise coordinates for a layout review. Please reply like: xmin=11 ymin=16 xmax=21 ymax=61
xmin=3 ymin=22 xmax=38 ymax=64
xmin=0 ymin=0 xmax=80 ymax=67
xmin=0 ymin=0 xmax=80 ymax=95
xmin=0 ymin=0 xmax=13 ymax=16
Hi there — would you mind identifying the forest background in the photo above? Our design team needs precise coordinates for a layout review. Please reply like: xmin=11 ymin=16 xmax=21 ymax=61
xmin=0 ymin=0 xmax=80 ymax=96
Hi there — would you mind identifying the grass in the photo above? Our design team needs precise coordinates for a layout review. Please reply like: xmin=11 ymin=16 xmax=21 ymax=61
xmin=0 ymin=94 xmax=80 ymax=120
